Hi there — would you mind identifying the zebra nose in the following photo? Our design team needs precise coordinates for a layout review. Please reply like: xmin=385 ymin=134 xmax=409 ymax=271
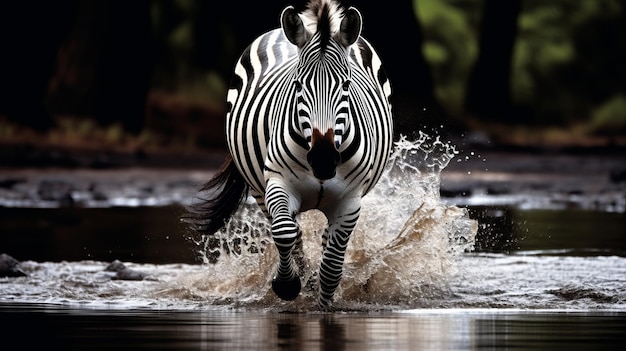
xmin=307 ymin=129 xmax=340 ymax=180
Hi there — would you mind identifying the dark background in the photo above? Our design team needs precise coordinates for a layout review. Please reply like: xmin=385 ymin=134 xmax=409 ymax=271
xmin=1 ymin=0 xmax=625 ymax=164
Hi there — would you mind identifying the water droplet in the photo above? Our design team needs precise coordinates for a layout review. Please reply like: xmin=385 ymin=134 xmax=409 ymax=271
xmin=191 ymin=133 xmax=478 ymax=305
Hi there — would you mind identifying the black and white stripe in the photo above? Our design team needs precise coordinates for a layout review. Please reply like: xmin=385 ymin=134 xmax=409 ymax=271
xmin=190 ymin=0 xmax=393 ymax=308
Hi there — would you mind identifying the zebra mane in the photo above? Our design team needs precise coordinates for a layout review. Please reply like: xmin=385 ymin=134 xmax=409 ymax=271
xmin=301 ymin=0 xmax=344 ymax=51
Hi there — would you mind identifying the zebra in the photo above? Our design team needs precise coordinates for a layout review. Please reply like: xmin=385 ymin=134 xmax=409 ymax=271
xmin=186 ymin=0 xmax=393 ymax=308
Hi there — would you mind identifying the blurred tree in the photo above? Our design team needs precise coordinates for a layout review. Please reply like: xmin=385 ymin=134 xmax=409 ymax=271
xmin=0 ymin=0 xmax=77 ymax=131
xmin=193 ymin=1 xmax=298 ymax=83
xmin=512 ymin=0 xmax=625 ymax=126
xmin=174 ymin=0 xmax=440 ymax=138
xmin=419 ymin=0 xmax=626 ymax=135
xmin=93 ymin=0 xmax=153 ymax=134
xmin=416 ymin=0 xmax=481 ymax=123
xmin=3 ymin=0 xmax=624 ymax=144
xmin=46 ymin=0 xmax=153 ymax=134
xmin=354 ymin=0 xmax=444 ymax=138
xmin=464 ymin=0 xmax=522 ymax=123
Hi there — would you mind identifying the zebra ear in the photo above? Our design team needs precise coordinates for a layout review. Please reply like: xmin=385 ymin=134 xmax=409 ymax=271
xmin=281 ymin=6 xmax=307 ymax=48
xmin=338 ymin=7 xmax=362 ymax=47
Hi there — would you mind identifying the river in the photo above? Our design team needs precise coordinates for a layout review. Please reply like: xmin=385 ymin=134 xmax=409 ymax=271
xmin=1 ymin=134 xmax=625 ymax=349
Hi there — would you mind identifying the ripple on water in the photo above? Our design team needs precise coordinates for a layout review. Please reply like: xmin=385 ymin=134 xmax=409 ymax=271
xmin=3 ymin=254 xmax=625 ymax=311
xmin=2 ymin=135 xmax=624 ymax=312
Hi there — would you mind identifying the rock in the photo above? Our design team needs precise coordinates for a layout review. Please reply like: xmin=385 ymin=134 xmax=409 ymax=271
xmin=105 ymin=259 xmax=127 ymax=272
xmin=0 ymin=253 xmax=27 ymax=277
xmin=0 ymin=178 xmax=25 ymax=189
xmin=112 ymin=269 xmax=148 ymax=281
xmin=37 ymin=179 xmax=74 ymax=206
xmin=105 ymin=260 xmax=148 ymax=281
xmin=610 ymin=168 xmax=626 ymax=184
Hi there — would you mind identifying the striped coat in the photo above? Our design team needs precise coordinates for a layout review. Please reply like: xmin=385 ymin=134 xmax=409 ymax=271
xmin=188 ymin=0 xmax=393 ymax=308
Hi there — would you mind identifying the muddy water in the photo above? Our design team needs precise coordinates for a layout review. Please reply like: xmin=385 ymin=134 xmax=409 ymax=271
xmin=1 ymin=134 xmax=625 ymax=349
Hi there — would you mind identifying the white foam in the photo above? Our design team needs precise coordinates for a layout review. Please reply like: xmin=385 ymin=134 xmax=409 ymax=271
xmin=187 ymin=134 xmax=478 ymax=307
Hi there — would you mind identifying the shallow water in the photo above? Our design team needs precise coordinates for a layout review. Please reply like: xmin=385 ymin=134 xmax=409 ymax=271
xmin=1 ymin=134 xmax=625 ymax=349
xmin=1 ymin=303 xmax=625 ymax=350
xmin=2 ymin=249 xmax=625 ymax=311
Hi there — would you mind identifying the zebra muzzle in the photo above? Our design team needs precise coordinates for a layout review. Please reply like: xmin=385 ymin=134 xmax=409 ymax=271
xmin=307 ymin=129 xmax=340 ymax=180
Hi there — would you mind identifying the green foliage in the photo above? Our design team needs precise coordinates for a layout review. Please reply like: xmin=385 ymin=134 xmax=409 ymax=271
xmin=511 ymin=0 xmax=625 ymax=124
xmin=150 ymin=0 xmax=226 ymax=105
xmin=416 ymin=0 xmax=481 ymax=115
xmin=169 ymin=21 xmax=194 ymax=53
xmin=52 ymin=117 xmax=128 ymax=145
xmin=416 ymin=0 xmax=625 ymax=128
xmin=0 ymin=117 xmax=16 ymax=139
xmin=591 ymin=95 xmax=626 ymax=134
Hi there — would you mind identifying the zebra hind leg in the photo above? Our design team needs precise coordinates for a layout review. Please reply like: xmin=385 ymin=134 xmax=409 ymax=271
xmin=292 ymin=230 xmax=307 ymax=278
xmin=317 ymin=207 xmax=361 ymax=308
xmin=302 ymin=227 xmax=328 ymax=293
xmin=292 ymin=229 xmax=321 ymax=294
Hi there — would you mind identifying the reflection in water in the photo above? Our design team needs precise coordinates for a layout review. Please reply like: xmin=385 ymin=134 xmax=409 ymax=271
xmin=470 ymin=206 xmax=626 ymax=255
xmin=197 ymin=311 xmax=626 ymax=350
xmin=322 ymin=317 xmax=346 ymax=350
xmin=1 ymin=205 xmax=622 ymax=264
xmin=472 ymin=313 xmax=626 ymax=350
xmin=2 ymin=304 xmax=624 ymax=350
xmin=0 ymin=205 xmax=195 ymax=263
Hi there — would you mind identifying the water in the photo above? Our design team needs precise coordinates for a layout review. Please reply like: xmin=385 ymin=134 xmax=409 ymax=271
xmin=2 ymin=244 xmax=624 ymax=311
xmin=1 ymin=134 xmax=625 ymax=349
xmin=0 ymin=303 xmax=623 ymax=350
xmin=183 ymin=134 xmax=477 ymax=307
xmin=1 ymin=304 xmax=624 ymax=350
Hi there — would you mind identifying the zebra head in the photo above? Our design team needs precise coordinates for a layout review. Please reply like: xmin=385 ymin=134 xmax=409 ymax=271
xmin=281 ymin=0 xmax=362 ymax=180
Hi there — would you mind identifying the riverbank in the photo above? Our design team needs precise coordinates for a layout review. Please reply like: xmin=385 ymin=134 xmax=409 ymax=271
xmin=1 ymin=140 xmax=624 ymax=212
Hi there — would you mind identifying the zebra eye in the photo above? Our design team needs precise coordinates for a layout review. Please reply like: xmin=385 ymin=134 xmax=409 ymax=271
xmin=294 ymin=80 xmax=302 ymax=92
xmin=342 ymin=80 xmax=351 ymax=91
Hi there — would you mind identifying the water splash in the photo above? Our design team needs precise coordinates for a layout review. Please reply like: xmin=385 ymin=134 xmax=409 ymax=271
xmin=182 ymin=133 xmax=478 ymax=307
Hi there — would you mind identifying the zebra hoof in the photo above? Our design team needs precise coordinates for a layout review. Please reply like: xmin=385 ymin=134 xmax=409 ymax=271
xmin=272 ymin=276 xmax=301 ymax=301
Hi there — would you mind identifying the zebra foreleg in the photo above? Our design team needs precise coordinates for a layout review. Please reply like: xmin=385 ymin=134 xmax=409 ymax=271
xmin=318 ymin=205 xmax=360 ymax=308
xmin=265 ymin=181 xmax=301 ymax=301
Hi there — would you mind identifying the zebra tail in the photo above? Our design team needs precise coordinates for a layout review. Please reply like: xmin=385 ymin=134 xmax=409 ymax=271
xmin=183 ymin=154 xmax=248 ymax=235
